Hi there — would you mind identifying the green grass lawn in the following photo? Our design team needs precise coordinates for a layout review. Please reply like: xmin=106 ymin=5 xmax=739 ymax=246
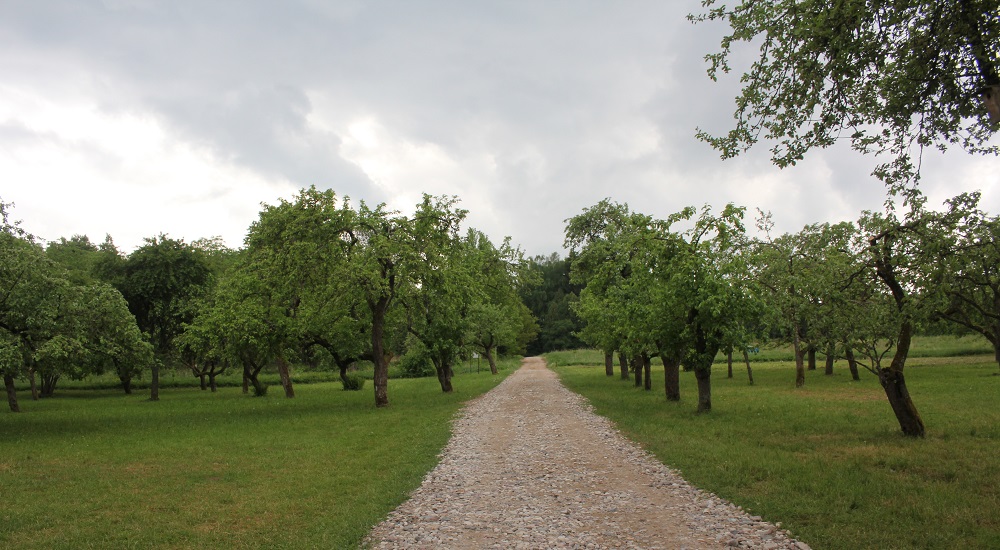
xmin=0 ymin=358 xmax=519 ymax=549
xmin=547 ymin=349 xmax=1000 ymax=550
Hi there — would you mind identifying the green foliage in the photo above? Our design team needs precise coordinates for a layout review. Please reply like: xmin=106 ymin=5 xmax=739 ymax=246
xmin=116 ymin=235 xmax=213 ymax=356
xmin=0 ymin=200 xmax=151 ymax=404
xmin=552 ymin=355 xmax=1000 ymax=549
xmin=396 ymin=344 xmax=435 ymax=379
xmin=341 ymin=373 xmax=365 ymax=391
xmin=692 ymin=0 xmax=1000 ymax=190
xmin=519 ymin=253 xmax=584 ymax=354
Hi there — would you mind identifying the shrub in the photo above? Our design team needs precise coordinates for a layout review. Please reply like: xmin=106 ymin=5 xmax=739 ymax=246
xmin=341 ymin=374 xmax=365 ymax=391
xmin=396 ymin=347 xmax=435 ymax=378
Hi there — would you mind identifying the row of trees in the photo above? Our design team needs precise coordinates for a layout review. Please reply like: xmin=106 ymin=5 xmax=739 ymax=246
xmin=566 ymin=191 xmax=1000 ymax=437
xmin=1 ymin=188 xmax=537 ymax=412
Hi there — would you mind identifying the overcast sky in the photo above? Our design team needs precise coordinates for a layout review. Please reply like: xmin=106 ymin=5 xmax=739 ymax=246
xmin=2 ymin=1 xmax=997 ymax=257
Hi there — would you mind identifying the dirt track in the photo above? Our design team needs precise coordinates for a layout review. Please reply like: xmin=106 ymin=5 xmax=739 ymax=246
xmin=365 ymin=357 xmax=808 ymax=549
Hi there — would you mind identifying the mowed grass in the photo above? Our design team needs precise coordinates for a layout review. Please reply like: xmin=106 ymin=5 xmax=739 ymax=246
xmin=0 ymin=359 xmax=519 ymax=549
xmin=547 ymin=350 xmax=1000 ymax=550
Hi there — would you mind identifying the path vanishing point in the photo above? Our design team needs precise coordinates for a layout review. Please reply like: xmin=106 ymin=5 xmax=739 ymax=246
xmin=365 ymin=357 xmax=811 ymax=550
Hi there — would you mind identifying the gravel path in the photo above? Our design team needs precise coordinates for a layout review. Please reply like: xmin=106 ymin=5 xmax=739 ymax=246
xmin=365 ymin=357 xmax=810 ymax=550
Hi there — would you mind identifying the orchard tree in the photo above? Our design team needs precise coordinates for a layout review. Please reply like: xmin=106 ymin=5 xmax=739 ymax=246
xmin=669 ymin=204 xmax=750 ymax=412
xmin=345 ymin=194 xmax=467 ymax=407
xmin=924 ymin=192 xmax=1000 ymax=369
xmin=566 ymin=200 xmax=660 ymax=388
xmin=1 ymin=200 xmax=151 ymax=409
xmin=46 ymin=235 xmax=100 ymax=285
xmin=0 ymin=231 xmax=66 ymax=409
xmin=116 ymin=235 xmax=213 ymax=401
xmin=463 ymin=230 xmax=536 ymax=375
xmin=240 ymin=187 xmax=360 ymax=398
xmin=692 ymin=0 xmax=1000 ymax=191
xmin=753 ymin=219 xmax=857 ymax=386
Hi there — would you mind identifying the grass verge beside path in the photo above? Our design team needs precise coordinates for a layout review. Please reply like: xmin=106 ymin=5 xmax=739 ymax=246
xmin=0 ymin=359 xmax=518 ymax=549
xmin=547 ymin=351 xmax=1000 ymax=550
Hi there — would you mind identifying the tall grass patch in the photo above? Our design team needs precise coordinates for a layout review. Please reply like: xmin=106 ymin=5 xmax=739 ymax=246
xmin=0 ymin=363 xmax=516 ymax=549
xmin=548 ymin=351 xmax=1000 ymax=550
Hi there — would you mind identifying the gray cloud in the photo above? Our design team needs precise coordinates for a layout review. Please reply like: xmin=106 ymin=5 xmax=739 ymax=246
xmin=1 ymin=0 xmax=994 ymax=257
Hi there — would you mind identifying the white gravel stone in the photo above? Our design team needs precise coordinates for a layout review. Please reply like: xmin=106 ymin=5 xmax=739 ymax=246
xmin=363 ymin=358 xmax=808 ymax=549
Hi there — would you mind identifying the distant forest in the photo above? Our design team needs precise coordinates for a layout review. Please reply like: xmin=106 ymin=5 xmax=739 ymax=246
xmin=519 ymin=253 xmax=584 ymax=356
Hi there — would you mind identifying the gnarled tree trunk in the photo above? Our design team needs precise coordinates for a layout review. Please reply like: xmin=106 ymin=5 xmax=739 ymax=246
xmin=824 ymin=343 xmax=835 ymax=375
xmin=618 ymin=352 xmax=628 ymax=380
xmin=604 ymin=351 xmax=614 ymax=377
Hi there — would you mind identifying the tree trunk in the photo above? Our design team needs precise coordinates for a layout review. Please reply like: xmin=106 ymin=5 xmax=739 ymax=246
xmin=845 ymin=347 xmax=861 ymax=381
xmin=244 ymin=364 xmax=267 ymax=396
xmin=242 ymin=370 xmax=249 ymax=394
xmin=871 ymin=232 xmax=923 ymax=437
xmin=643 ymin=354 xmax=651 ymax=391
xmin=727 ymin=350 xmax=733 ymax=378
xmin=604 ymin=351 xmax=614 ymax=377
xmin=632 ymin=355 xmax=643 ymax=388
xmin=486 ymin=348 xmax=498 ymax=375
xmin=618 ymin=352 xmax=629 ymax=380
xmin=4 ymin=373 xmax=19 ymax=413
xmin=743 ymin=349 xmax=754 ymax=385
xmin=793 ymin=332 xmax=805 ymax=388
xmin=434 ymin=356 xmax=454 ymax=393
xmin=807 ymin=347 xmax=817 ymax=370
xmin=371 ymin=297 xmax=390 ymax=408
xmin=277 ymin=356 xmax=295 ymax=398
xmin=663 ymin=354 xmax=680 ymax=401
xmin=199 ymin=373 xmax=207 ymax=390
xmin=339 ymin=363 xmax=350 ymax=386
xmin=208 ymin=373 xmax=218 ymax=392
xmin=40 ymin=373 xmax=58 ymax=398
xmin=824 ymin=343 xmax=835 ymax=375
xmin=878 ymin=368 xmax=925 ymax=437
xmin=695 ymin=367 xmax=712 ymax=413
xmin=150 ymin=364 xmax=160 ymax=401
xmin=28 ymin=368 xmax=38 ymax=400
xmin=118 ymin=364 xmax=133 ymax=395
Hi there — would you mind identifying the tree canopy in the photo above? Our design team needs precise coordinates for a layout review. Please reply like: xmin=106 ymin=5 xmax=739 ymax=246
xmin=692 ymin=0 xmax=1000 ymax=189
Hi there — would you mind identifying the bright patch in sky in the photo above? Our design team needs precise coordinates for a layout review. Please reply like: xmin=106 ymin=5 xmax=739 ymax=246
xmin=1 ymin=91 xmax=295 ymax=252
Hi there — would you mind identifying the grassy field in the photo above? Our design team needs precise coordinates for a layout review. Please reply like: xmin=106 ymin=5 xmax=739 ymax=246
xmin=0 ymin=358 xmax=519 ymax=549
xmin=546 ymin=343 xmax=1000 ymax=549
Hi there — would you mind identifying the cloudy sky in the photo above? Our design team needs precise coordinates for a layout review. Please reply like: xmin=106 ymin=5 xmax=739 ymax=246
xmin=2 ymin=1 xmax=997 ymax=257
